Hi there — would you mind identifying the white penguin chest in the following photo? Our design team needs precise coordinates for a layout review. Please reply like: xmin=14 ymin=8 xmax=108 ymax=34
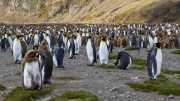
xmin=156 ymin=48 xmax=162 ymax=69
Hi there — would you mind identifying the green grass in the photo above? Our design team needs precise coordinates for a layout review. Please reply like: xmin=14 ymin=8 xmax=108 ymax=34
xmin=0 ymin=84 xmax=6 ymax=91
xmin=126 ymin=74 xmax=180 ymax=95
xmin=178 ymin=75 xmax=180 ymax=79
xmin=130 ymin=66 xmax=147 ymax=70
xmin=161 ymin=69 xmax=180 ymax=75
xmin=132 ymin=57 xmax=147 ymax=66
xmin=109 ymin=54 xmax=118 ymax=59
xmin=146 ymin=50 xmax=150 ymax=52
xmin=124 ymin=47 xmax=140 ymax=51
xmin=95 ymin=65 xmax=118 ymax=69
xmin=170 ymin=50 xmax=180 ymax=54
xmin=4 ymin=86 xmax=52 ymax=101
xmin=48 ymin=91 xmax=98 ymax=101
xmin=15 ymin=72 xmax=21 ymax=76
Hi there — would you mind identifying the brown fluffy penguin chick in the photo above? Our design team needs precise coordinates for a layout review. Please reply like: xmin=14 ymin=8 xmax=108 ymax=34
xmin=21 ymin=50 xmax=41 ymax=90
xmin=112 ymin=38 xmax=117 ymax=47
xmin=20 ymin=39 xmax=28 ymax=58
xmin=81 ymin=36 xmax=86 ymax=46
xmin=143 ymin=37 xmax=146 ymax=48
xmin=54 ymin=36 xmax=58 ymax=45
xmin=163 ymin=42 xmax=170 ymax=49
xmin=117 ymin=38 xmax=121 ymax=47
xmin=31 ymin=35 xmax=34 ymax=45
xmin=121 ymin=38 xmax=127 ymax=48
xmin=38 ymin=39 xmax=50 ymax=52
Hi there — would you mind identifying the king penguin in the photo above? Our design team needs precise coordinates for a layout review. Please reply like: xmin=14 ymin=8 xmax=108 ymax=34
xmin=36 ymin=49 xmax=53 ymax=84
xmin=21 ymin=50 xmax=42 ymax=90
xmin=69 ymin=34 xmax=76 ymax=59
xmin=52 ymin=47 xmax=64 ymax=68
xmin=130 ymin=33 xmax=137 ymax=48
xmin=114 ymin=51 xmax=132 ymax=70
xmin=34 ymin=32 xmax=39 ymax=45
xmin=86 ymin=36 xmax=97 ymax=66
xmin=98 ymin=37 xmax=109 ymax=65
xmin=147 ymin=43 xmax=162 ymax=80
xmin=74 ymin=35 xmax=79 ymax=55
xmin=13 ymin=34 xmax=22 ymax=64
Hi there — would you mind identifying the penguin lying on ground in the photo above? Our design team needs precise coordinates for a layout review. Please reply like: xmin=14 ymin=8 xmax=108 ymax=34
xmin=147 ymin=43 xmax=162 ymax=80
xmin=21 ymin=50 xmax=42 ymax=90
xmin=86 ymin=36 xmax=97 ymax=66
xmin=114 ymin=51 xmax=132 ymax=70
xmin=52 ymin=47 xmax=64 ymax=68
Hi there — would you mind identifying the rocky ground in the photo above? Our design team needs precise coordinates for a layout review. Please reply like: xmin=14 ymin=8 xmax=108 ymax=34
xmin=0 ymin=45 xmax=180 ymax=101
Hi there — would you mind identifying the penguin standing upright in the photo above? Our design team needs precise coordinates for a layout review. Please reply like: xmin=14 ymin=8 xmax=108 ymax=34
xmin=46 ymin=34 xmax=51 ymax=52
xmin=108 ymin=36 xmax=113 ymax=53
xmin=86 ymin=36 xmax=97 ymax=66
xmin=69 ymin=34 xmax=76 ymax=59
xmin=147 ymin=43 xmax=162 ymax=80
xmin=130 ymin=33 xmax=137 ymax=48
xmin=52 ymin=47 xmax=64 ymax=68
xmin=36 ymin=50 xmax=53 ymax=84
xmin=98 ymin=37 xmax=109 ymax=65
xmin=169 ymin=34 xmax=179 ymax=49
xmin=77 ymin=30 xmax=81 ymax=48
xmin=7 ymin=34 xmax=13 ymax=52
xmin=114 ymin=51 xmax=132 ymax=70
xmin=34 ymin=32 xmax=39 ymax=45
xmin=21 ymin=50 xmax=42 ymax=90
xmin=138 ymin=34 xmax=144 ymax=48
xmin=74 ymin=35 xmax=79 ymax=55
xmin=13 ymin=34 xmax=22 ymax=64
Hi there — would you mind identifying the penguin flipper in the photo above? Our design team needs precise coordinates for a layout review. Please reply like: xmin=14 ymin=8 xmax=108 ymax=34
xmin=152 ymin=56 xmax=157 ymax=76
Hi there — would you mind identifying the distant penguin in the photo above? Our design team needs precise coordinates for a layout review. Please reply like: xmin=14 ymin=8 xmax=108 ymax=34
xmin=77 ymin=31 xmax=81 ymax=47
xmin=153 ymin=35 xmax=158 ymax=44
xmin=52 ymin=47 xmax=64 ymax=68
xmin=147 ymin=43 xmax=162 ymax=80
xmin=74 ymin=35 xmax=79 ymax=55
xmin=114 ymin=51 xmax=133 ymax=70
xmin=39 ymin=32 xmax=44 ymax=45
xmin=148 ymin=35 xmax=154 ymax=49
xmin=86 ymin=36 xmax=97 ymax=66
xmin=98 ymin=37 xmax=109 ymax=65
xmin=20 ymin=38 xmax=28 ymax=58
xmin=13 ymin=35 xmax=22 ymax=64
xmin=38 ymin=39 xmax=50 ymax=52
xmin=36 ymin=50 xmax=53 ymax=84
xmin=1 ymin=38 xmax=9 ymax=52
xmin=34 ymin=33 xmax=39 ymax=45
xmin=138 ymin=34 xmax=144 ymax=47
xmin=21 ymin=50 xmax=42 ymax=90
xmin=169 ymin=34 xmax=179 ymax=49
xmin=46 ymin=34 xmax=51 ymax=52
xmin=58 ymin=34 xmax=65 ymax=50
xmin=130 ymin=34 xmax=137 ymax=48
xmin=108 ymin=36 xmax=113 ymax=53
xmin=7 ymin=34 xmax=13 ymax=52
xmin=69 ymin=35 xmax=76 ymax=59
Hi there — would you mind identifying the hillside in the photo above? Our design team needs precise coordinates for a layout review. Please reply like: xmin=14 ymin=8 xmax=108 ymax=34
xmin=0 ymin=0 xmax=180 ymax=24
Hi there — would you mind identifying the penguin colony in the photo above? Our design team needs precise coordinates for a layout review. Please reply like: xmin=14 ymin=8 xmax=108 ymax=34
xmin=0 ymin=23 xmax=179 ymax=90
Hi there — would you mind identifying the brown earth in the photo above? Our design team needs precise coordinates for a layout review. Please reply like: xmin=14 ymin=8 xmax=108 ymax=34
xmin=0 ymin=0 xmax=180 ymax=24
xmin=0 ymin=45 xmax=180 ymax=100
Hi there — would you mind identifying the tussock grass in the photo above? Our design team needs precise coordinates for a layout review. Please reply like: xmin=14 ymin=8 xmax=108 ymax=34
xmin=48 ymin=91 xmax=98 ymax=101
xmin=130 ymin=66 xmax=146 ymax=70
xmin=126 ymin=74 xmax=180 ymax=95
xmin=0 ymin=84 xmax=6 ymax=91
xmin=161 ymin=69 xmax=180 ymax=75
xmin=15 ymin=72 xmax=21 ymax=76
xmin=170 ymin=50 xmax=180 ymax=54
xmin=4 ymin=86 xmax=51 ymax=101
xmin=109 ymin=54 xmax=118 ymax=59
xmin=124 ymin=47 xmax=140 ymax=51
xmin=132 ymin=57 xmax=147 ymax=66
xmin=146 ymin=50 xmax=150 ymax=52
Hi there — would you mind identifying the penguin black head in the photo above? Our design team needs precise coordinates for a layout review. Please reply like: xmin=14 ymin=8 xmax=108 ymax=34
xmin=88 ymin=36 xmax=92 ymax=39
xmin=101 ymin=37 xmax=107 ymax=41
xmin=77 ymin=30 xmax=79 ymax=33
xmin=74 ymin=36 xmax=77 ymax=39
xmin=154 ymin=43 xmax=162 ymax=48
xmin=16 ymin=35 xmax=20 ymax=39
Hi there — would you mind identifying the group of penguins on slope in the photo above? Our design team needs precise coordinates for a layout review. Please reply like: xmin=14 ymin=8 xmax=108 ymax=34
xmin=0 ymin=23 xmax=180 ymax=90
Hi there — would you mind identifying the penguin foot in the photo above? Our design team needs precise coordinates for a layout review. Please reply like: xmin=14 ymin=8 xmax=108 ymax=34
xmin=102 ymin=63 xmax=107 ymax=66
xmin=18 ymin=61 xmax=21 ymax=64
xmin=87 ymin=63 xmax=94 ymax=66
xmin=73 ymin=57 xmax=76 ymax=59
xmin=75 ymin=53 xmax=79 ymax=55
xmin=68 ymin=57 xmax=73 ymax=59
xmin=15 ymin=60 xmax=18 ymax=63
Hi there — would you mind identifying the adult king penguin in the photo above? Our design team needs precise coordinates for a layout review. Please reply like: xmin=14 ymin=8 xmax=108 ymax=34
xmin=147 ymin=43 xmax=162 ymax=80
xmin=86 ymin=36 xmax=97 ymax=66
xmin=13 ymin=34 xmax=22 ymax=64
xmin=114 ymin=51 xmax=132 ymax=70
xmin=98 ymin=36 xmax=109 ymax=65
xmin=21 ymin=50 xmax=42 ymax=90
xmin=52 ymin=47 xmax=64 ymax=68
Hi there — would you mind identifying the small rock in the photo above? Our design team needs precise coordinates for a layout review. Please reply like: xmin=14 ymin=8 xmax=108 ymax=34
xmin=126 ymin=95 xmax=131 ymax=98
xmin=98 ymin=91 xmax=103 ymax=93
xmin=168 ymin=94 xmax=174 ymax=99
xmin=109 ymin=86 xmax=119 ymax=92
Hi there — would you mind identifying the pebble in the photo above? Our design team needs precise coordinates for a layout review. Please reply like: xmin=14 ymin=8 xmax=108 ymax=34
xmin=168 ymin=94 xmax=174 ymax=99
